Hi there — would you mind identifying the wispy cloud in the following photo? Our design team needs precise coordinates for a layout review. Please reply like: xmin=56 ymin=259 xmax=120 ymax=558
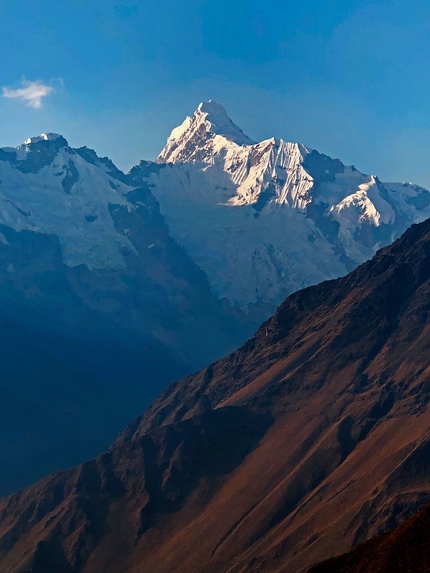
xmin=2 ymin=79 xmax=55 ymax=109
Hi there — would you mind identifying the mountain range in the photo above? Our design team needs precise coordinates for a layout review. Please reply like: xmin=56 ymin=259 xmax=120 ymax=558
xmin=1 ymin=213 xmax=430 ymax=572
xmin=0 ymin=100 xmax=429 ymax=501
xmin=144 ymin=100 xmax=430 ymax=318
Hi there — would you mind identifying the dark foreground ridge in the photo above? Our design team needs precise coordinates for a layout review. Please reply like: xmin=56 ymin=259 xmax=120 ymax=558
xmin=309 ymin=501 xmax=430 ymax=573
xmin=2 ymin=218 xmax=430 ymax=572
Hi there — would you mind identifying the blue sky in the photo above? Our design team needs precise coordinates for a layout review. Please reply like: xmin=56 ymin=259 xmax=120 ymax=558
xmin=1 ymin=0 xmax=430 ymax=186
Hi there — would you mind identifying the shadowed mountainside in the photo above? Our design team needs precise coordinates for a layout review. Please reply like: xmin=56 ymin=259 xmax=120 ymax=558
xmin=309 ymin=502 xmax=430 ymax=573
xmin=2 ymin=218 xmax=430 ymax=572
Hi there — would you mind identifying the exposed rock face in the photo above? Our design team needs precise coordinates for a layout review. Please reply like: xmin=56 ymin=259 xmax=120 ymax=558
xmin=133 ymin=101 xmax=430 ymax=320
xmin=0 ymin=134 xmax=251 ymax=495
xmin=3 ymin=218 xmax=430 ymax=572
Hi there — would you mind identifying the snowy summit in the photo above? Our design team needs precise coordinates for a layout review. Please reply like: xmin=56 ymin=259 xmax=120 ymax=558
xmin=24 ymin=133 xmax=65 ymax=145
xmin=137 ymin=101 xmax=430 ymax=314
xmin=157 ymin=100 xmax=255 ymax=164
xmin=1 ymin=101 xmax=430 ymax=320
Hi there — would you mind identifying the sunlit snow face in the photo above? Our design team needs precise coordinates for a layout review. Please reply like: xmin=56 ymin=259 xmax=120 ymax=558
xmin=144 ymin=102 xmax=430 ymax=309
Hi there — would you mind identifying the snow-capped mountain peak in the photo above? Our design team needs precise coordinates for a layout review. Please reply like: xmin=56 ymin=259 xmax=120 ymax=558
xmin=0 ymin=136 xmax=138 ymax=270
xmin=0 ymin=133 xmax=69 ymax=160
xmin=157 ymin=100 xmax=254 ymax=164
xmin=195 ymin=100 xmax=254 ymax=144
xmin=23 ymin=133 xmax=65 ymax=145
xmin=136 ymin=101 xmax=430 ymax=314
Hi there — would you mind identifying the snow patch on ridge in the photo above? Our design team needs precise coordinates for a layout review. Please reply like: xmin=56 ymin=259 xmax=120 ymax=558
xmin=328 ymin=175 xmax=395 ymax=229
xmin=24 ymin=133 xmax=65 ymax=145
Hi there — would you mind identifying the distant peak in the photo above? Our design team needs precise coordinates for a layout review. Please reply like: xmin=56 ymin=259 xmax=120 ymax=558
xmin=157 ymin=100 xmax=254 ymax=163
xmin=23 ymin=133 xmax=68 ymax=146
xmin=196 ymin=100 xmax=231 ymax=123
xmin=193 ymin=100 xmax=254 ymax=144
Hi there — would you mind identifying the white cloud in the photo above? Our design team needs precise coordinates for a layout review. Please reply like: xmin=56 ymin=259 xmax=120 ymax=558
xmin=2 ymin=79 xmax=54 ymax=109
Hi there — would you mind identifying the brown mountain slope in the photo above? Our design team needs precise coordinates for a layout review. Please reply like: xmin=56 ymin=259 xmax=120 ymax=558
xmin=2 ymin=218 xmax=430 ymax=573
xmin=309 ymin=501 xmax=430 ymax=573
